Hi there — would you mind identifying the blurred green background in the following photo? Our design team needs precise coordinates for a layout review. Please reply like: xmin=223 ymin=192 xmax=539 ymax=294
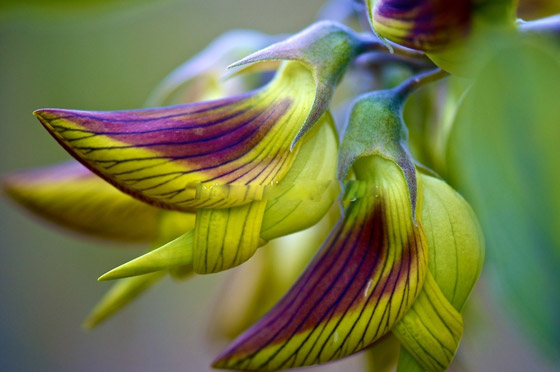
xmin=0 ymin=1 xmax=557 ymax=371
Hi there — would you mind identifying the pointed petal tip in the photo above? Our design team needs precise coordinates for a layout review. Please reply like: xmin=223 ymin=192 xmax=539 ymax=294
xmin=210 ymin=352 xmax=235 ymax=371
xmin=33 ymin=108 xmax=62 ymax=121
xmin=33 ymin=108 xmax=66 ymax=132
xmin=97 ymin=265 xmax=132 ymax=281
xmin=97 ymin=271 xmax=116 ymax=282
xmin=97 ymin=265 xmax=134 ymax=281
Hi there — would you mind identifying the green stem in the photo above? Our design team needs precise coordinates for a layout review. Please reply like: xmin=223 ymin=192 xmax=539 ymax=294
xmin=361 ymin=34 xmax=433 ymax=65
xmin=394 ymin=68 xmax=448 ymax=101
xmin=518 ymin=14 xmax=560 ymax=43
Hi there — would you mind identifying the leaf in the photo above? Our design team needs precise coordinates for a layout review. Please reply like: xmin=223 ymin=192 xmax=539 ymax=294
xmin=447 ymin=37 xmax=560 ymax=359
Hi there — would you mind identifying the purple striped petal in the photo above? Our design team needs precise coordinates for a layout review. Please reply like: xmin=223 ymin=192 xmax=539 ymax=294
xmin=35 ymin=62 xmax=317 ymax=211
xmin=213 ymin=157 xmax=428 ymax=371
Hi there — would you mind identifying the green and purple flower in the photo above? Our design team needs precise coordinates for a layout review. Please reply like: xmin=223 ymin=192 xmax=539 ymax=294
xmin=3 ymin=13 xmax=496 ymax=372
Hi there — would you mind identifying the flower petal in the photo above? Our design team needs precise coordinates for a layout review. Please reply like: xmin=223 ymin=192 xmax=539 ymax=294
xmin=260 ymin=113 xmax=339 ymax=240
xmin=367 ymin=0 xmax=472 ymax=52
xmin=35 ymin=61 xmax=316 ymax=211
xmin=421 ymin=174 xmax=484 ymax=311
xmin=392 ymin=272 xmax=463 ymax=372
xmin=396 ymin=349 xmax=424 ymax=372
xmin=2 ymin=161 xmax=162 ymax=242
xmin=98 ymin=232 xmax=194 ymax=281
xmin=213 ymin=157 xmax=428 ymax=371
xmin=99 ymin=114 xmax=340 ymax=278
xmin=193 ymin=200 xmax=267 ymax=274
xmin=84 ymin=271 xmax=166 ymax=329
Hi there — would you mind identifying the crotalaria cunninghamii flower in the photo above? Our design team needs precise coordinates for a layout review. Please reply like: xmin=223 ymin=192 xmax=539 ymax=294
xmin=2 ymin=28 xmax=281 ymax=329
xmin=213 ymin=74 xmax=484 ymax=371
xmin=33 ymin=21 xmax=375 ymax=278
xmin=366 ymin=0 xmax=520 ymax=75
xmin=3 ymin=3 xmax=500 ymax=369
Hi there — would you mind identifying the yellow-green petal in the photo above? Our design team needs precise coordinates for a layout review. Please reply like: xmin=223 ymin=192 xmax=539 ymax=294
xmin=393 ymin=273 xmax=463 ymax=372
xmin=102 ymin=114 xmax=339 ymax=278
xmin=3 ymin=161 xmax=161 ymax=242
xmin=392 ymin=173 xmax=483 ymax=371
xmin=260 ymin=112 xmax=339 ymax=240
xmin=396 ymin=349 xmax=425 ymax=372
xmin=98 ymin=231 xmax=194 ymax=281
xmin=193 ymin=200 xmax=267 ymax=274
xmin=83 ymin=271 xmax=166 ymax=329
xmin=421 ymin=174 xmax=484 ymax=311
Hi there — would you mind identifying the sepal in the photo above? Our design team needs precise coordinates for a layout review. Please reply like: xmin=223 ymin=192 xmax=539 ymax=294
xmin=338 ymin=89 xmax=418 ymax=220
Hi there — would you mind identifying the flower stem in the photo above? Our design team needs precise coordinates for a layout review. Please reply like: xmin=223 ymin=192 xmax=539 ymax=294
xmin=394 ymin=68 xmax=449 ymax=101
xmin=518 ymin=14 xmax=560 ymax=44
xmin=361 ymin=34 xmax=433 ymax=65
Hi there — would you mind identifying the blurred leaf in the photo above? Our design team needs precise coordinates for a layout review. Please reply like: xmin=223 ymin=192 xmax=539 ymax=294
xmin=447 ymin=37 xmax=560 ymax=360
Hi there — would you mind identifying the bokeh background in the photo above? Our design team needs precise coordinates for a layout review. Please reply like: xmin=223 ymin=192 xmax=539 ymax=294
xmin=0 ymin=1 xmax=557 ymax=371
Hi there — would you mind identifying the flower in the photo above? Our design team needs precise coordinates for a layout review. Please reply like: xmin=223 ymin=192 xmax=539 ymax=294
xmin=212 ymin=82 xmax=484 ymax=371
xmin=366 ymin=0 xmax=520 ymax=75
xmin=33 ymin=21 xmax=370 ymax=276
xmin=1 ymin=28 xmax=282 ymax=330
xmin=5 ymin=21 xmax=374 ymax=326
xmin=4 ymin=14 xmax=487 ymax=372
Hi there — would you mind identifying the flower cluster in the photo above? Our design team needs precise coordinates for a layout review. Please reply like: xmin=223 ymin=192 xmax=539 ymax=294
xmin=6 ymin=1 xmax=557 ymax=371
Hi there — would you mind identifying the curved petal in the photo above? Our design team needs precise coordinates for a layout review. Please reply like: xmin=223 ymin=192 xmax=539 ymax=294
xmin=389 ymin=173 xmax=483 ymax=371
xmin=2 ymin=161 xmax=162 ymax=242
xmin=213 ymin=157 xmax=428 ymax=371
xmin=193 ymin=200 xmax=267 ymax=274
xmin=100 ymin=114 xmax=340 ymax=277
xmin=421 ymin=174 xmax=484 ymax=311
xmin=35 ymin=61 xmax=316 ymax=211
xmin=367 ymin=0 xmax=472 ymax=52
xmin=260 ymin=112 xmax=338 ymax=240
xmin=392 ymin=272 xmax=463 ymax=372
xmin=83 ymin=271 xmax=166 ymax=329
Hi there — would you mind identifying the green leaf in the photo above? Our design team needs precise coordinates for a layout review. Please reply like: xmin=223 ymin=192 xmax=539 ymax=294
xmin=447 ymin=37 xmax=560 ymax=359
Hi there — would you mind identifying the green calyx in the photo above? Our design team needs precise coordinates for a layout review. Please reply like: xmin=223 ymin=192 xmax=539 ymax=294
xmin=338 ymin=88 xmax=418 ymax=220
